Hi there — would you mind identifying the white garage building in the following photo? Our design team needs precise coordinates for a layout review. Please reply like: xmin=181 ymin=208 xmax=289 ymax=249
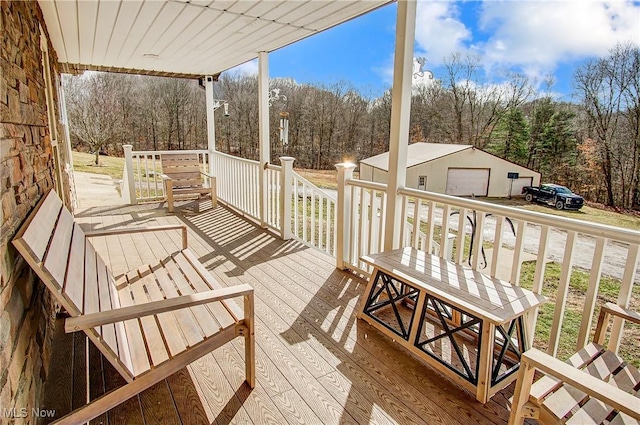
xmin=359 ymin=143 xmax=541 ymax=197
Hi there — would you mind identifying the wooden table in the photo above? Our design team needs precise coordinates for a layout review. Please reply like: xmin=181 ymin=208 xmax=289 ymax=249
xmin=358 ymin=247 xmax=547 ymax=403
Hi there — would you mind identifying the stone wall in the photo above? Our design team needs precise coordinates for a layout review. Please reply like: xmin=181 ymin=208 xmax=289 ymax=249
xmin=1 ymin=2 xmax=60 ymax=422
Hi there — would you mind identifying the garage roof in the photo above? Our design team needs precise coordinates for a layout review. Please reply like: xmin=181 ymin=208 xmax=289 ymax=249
xmin=360 ymin=143 xmax=471 ymax=171
xmin=38 ymin=0 xmax=393 ymax=79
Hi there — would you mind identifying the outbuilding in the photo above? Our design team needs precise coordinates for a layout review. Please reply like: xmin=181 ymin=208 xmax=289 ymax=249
xmin=359 ymin=142 xmax=541 ymax=197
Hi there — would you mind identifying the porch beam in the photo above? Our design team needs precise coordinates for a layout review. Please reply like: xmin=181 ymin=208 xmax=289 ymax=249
xmin=204 ymin=75 xmax=216 ymax=178
xmin=258 ymin=52 xmax=270 ymax=227
xmin=383 ymin=0 xmax=417 ymax=251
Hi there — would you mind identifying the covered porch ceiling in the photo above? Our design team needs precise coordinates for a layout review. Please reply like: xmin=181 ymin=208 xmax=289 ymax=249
xmin=38 ymin=0 xmax=394 ymax=79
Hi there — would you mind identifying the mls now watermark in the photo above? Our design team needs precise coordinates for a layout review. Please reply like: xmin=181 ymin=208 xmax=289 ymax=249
xmin=2 ymin=407 xmax=56 ymax=419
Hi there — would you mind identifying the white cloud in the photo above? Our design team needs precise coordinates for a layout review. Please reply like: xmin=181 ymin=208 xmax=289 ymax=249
xmin=229 ymin=58 xmax=258 ymax=75
xmin=411 ymin=0 xmax=640 ymax=85
xmin=479 ymin=0 xmax=640 ymax=71
xmin=414 ymin=1 xmax=473 ymax=66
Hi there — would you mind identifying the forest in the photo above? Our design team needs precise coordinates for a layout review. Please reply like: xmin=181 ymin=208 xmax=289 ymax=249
xmin=64 ymin=44 xmax=640 ymax=209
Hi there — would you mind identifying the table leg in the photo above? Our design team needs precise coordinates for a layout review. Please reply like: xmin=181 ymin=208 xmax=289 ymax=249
xmin=476 ymin=321 xmax=495 ymax=404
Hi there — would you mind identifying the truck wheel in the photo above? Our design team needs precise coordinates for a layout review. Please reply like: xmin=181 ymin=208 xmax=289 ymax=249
xmin=525 ymin=193 xmax=533 ymax=202
xmin=555 ymin=200 xmax=564 ymax=210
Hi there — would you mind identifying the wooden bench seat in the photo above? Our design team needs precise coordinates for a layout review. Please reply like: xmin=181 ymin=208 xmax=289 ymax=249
xmin=12 ymin=190 xmax=253 ymax=425
xmin=161 ymin=153 xmax=216 ymax=213
xmin=509 ymin=303 xmax=640 ymax=424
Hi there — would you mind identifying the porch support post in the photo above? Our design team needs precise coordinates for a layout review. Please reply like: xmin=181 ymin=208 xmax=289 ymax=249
xmin=383 ymin=0 xmax=417 ymax=251
xmin=204 ymin=76 xmax=216 ymax=178
xmin=122 ymin=144 xmax=137 ymax=205
xmin=336 ymin=163 xmax=355 ymax=269
xmin=258 ymin=52 xmax=270 ymax=227
xmin=279 ymin=156 xmax=295 ymax=240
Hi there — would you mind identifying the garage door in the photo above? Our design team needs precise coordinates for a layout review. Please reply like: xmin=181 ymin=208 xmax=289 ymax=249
xmin=445 ymin=168 xmax=490 ymax=197
xmin=510 ymin=177 xmax=533 ymax=197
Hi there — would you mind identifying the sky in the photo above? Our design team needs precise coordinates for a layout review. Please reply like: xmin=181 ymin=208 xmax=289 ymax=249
xmin=231 ymin=0 xmax=640 ymax=101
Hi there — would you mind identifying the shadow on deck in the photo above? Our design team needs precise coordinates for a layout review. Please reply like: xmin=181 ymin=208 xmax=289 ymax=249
xmin=41 ymin=198 xmax=518 ymax=425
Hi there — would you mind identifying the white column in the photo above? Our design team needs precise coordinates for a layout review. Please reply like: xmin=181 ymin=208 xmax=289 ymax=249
xmin=336 ymin=163 xmax=356 ymax=269
xmin=279 ymin=156 xmax=295 ymax=240
xmin=122 ymin=144 xmax=137 ymax=205
xmin=383 ymin=0 xmax=417 ymax=251
xmin=204 ymin=76 xmax=216 ymax=178
xmin=258 ymin=52 xmax=270 ymax=227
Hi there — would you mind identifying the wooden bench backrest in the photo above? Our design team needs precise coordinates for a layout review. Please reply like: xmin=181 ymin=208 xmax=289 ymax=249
xmin=12 ymin=191 xmax=134 ymax=380
xmin=161 ymin=153 xmax=203 ymax=188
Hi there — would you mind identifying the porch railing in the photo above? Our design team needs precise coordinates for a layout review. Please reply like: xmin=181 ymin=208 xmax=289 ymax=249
xmin=335 ymin=172 xmax=640 ymax=358
xmin=122 ymin=147 xmax=335 ymax=255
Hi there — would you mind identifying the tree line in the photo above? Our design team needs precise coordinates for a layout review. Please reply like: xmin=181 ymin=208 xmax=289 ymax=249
xmin=64 ymin=43 xmax=639 ymax=209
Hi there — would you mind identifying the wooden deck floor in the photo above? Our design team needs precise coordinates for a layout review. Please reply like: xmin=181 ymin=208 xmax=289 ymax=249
xmin=41 ymin=199 xmax=519 ymax=425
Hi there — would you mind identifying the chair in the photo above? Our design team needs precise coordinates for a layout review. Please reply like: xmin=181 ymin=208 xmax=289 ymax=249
xmin=509 ymin=303 xmax=640 ymax=425
xmin=161 ymin=153 xmax=217 ymax=213
xmin=12 ymin=190 xmax=254 ymax=425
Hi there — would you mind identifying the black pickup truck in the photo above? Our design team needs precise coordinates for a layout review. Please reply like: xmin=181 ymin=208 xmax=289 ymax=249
xmin=522 ymin=184 xmax=584 ymax=210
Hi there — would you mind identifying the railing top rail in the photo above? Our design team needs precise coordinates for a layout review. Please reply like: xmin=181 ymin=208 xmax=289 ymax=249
xmin=212 ymin=150 xmax=260 ymax=165
xmin=266 ymin=164 xmax=282 ymax=171
xmin=398 ymin=186 xmax=640 ymax=245
xmin=347 ymin=178 xmax=387 ymax=192
xmin=132 ymin=149 xmax=208 ymax=156
xmin=292 ymin=171 xmax=337 ymax=202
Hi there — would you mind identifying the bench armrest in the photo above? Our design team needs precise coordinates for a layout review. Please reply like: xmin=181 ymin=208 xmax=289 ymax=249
xmin=65 ymin=284 xmax=254 ymax=332
xmin=594 ymin=302 xmax=640 ymax=343
xmin=161 ymin=174 xmax=172 ymax=181
xmin=520 ymin=348 xmax=640 ymax=420
xmin=85 ymin=224 xmax=188 ymax=249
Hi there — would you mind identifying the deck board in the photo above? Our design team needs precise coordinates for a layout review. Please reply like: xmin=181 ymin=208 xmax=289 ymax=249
xmin=42 ymin=200 xmax=520 ymax=425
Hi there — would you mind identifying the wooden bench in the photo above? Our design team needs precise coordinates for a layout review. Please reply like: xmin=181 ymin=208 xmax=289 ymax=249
xmin=161 ymin=153 xmax=216 ymax=213
xmin=509 ymin=303 xmax=640 ymax=425
xmin=12 ymin=190 xmax=254 ymax=425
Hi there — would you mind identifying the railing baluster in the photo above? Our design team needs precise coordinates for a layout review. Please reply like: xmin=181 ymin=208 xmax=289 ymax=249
xmin=510 ymin=220 xmax=527 ymax=285
xmin=490 ymin=216 xmax=505 ymax=277
xmin=411 ymin=198 xmax=421 ymax=248
xmin=455 ymin=207 xmax=467 ymax=264
xmin=526 ymin=224 xmax=550 ymax=346
xmin=576 ymin=237 xmax=606 ymax=349
xmin=440 ymin=204 xmax=451 ymax=260
xmin=311 ymin=190 xmax=316 ymax=246
xmin=471 ymin=211 xmax=485 ymax=270
xmin=548 ymin=230 xmax=577 ymax=357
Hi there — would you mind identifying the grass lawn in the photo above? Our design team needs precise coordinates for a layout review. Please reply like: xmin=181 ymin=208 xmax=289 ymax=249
xmin=72 ymin=151 xmax=125 ymax=180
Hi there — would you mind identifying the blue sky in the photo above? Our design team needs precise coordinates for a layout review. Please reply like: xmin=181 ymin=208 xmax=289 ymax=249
xmin=232 ymin=1 xmax=640 ymax=101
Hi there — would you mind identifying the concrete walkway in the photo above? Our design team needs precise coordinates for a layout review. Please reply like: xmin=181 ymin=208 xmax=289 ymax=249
xmin=73 ymin=171 xmax=122 ymax=208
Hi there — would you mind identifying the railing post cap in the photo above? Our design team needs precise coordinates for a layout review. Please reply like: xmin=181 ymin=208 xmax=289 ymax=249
xmin=123 ymin=144 xmax=133 ymax=150
xmin=279 ymin=156 xmax=295 ymax=163
xmin=335 ymin=162 xmax=356 ymax=170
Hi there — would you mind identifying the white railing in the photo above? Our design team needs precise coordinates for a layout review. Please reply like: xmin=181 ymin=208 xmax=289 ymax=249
xmin=335 ymin=174 xmax=640 ymax=358
xmin=212 ymin=151 xmax=261 ymax=222
xmin=122 ymin=145 xmax=210 ymax=202
xmin=292 ymin=172 xmax=337 ymax=256
xmin=265 ymin=163 xmax=282 ymax=232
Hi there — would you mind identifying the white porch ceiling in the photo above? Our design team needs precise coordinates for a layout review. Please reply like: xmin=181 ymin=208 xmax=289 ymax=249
xmin=38 ymin=0 xmax=393 ymax=79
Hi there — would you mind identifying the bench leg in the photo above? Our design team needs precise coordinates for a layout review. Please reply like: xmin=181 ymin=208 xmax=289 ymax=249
xmin=166 ymin=181 xmax=174 ymax=213
xmin=210 ymin=176 xmax=217 ymax=209
xmin=244 ymin=292 xmax=255 ymax=388
xmin=508 ymin=359 xmax=536 ymax=425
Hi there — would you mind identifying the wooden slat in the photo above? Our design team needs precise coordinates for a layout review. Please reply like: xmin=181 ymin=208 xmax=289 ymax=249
xmin=97 ymin=255 xmax=118 ymax=357
xmin=137 ymin=269 xmax=188 ymax=357
xmin=117 ymin=281 xmax=152 ymax=376
xmin=129 ymin=278 xmax=170 ymax=366
xmin=20 ymin=190 xmax=63 ymax=262
xmin=63 ymin=224 xmax=86 ymax=313
xmin=84 ymin=243 xmax=100 ymax=320
xmin=172 ymin=252 xmax=237 ymax=329
xmin=153 ymin=264 xmax=205 ymax=347
xmin=108 ymin=273 xmax=134 ymax=375
xmin=43 ymin=207 xmax=74 ymax=286
xmin=162 ymin=257 xmax=220 ymax=337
